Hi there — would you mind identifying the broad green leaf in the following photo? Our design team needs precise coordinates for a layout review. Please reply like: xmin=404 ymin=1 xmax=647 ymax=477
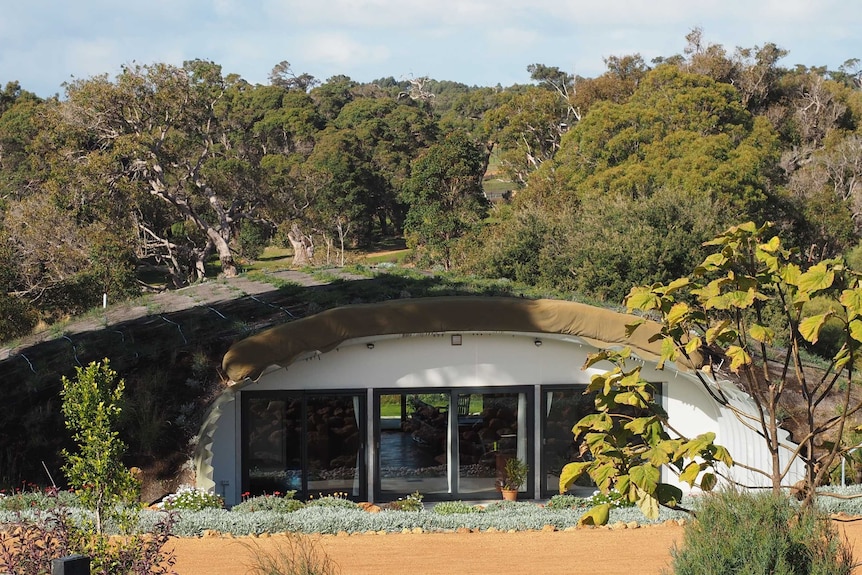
xmin=685 ymin=335 xmax=703 ymax=356
xmin=797 ymin=263 xmax=834 ymax=293
xmin=655 ymin=483 xmax=683 ymax=507
xmin=759 ymin=236 xmax=781 ymax=253
xmin=698 ymin=252 xmax=728 ymax=270
xmin=642 ymin=444 xmax=673 ymax=467
xmin=711 ymin=445 xmax=733 ymax=467
xmin=726 ymin=345 xmax=752 ymax=372
xmin=626 ymin=287 xmax=660 ymax=311
xmin=578 ymin=503 xmax=610 ymax=526
xmin=834 ymin=344 xmax=851 ymax=371
xmin=629 ymin=464 xmax=660 ymax=493
xmin=678 ymin=432 xmax=716 ymax=459
xmin=850 ymin=319 xmax=862 ymax=345
xmin=559 ymin=461 xmax=591 ymax=492
xmin=678 ymin=461 xmax=702 ymax=486
xmin=662 ymin=277 xmax=691 ymax=295
xmin=659 ymin=337 xmax=676 ymax=369
xmin=592 ymin=463 xmax=619 ymax=491
xmin=782 ymin=263 xmax=802 ymax=286
xmin=700 ymin=472 xmax=717 ymax=491
xmin=666 ymin=302 xmax=689 ymax=327
xmin=635 ymin=487 xmax=660 ymax=520
xmin=749 ymin=323 xmax=774 ymax=344
xmin=725 ymin=289 xmax=756 ymax=309
xmin=705 ymin=320 xmax=732 ymax=345
xmin=841 ymin=289 xmax=862 ymax=321
xmin=799 ymin=313 xmax=829 ymax=344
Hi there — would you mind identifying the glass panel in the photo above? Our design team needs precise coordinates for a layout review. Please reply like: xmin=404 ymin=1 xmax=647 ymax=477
xmin=306 ymin=394 xmax=362 ymax=498
xmin=544 ymin=389 xmax=596 ymax=495
xmin=458 ymin=392 xmax=526 ymax=497
xmin=246 ymin=396 xmax=302 ymax=495
xmin=379 ymin=393 xmax=449 ymax=496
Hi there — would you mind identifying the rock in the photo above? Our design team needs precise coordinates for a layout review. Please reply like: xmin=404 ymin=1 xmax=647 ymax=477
xmin=411 ymin=527 xmax=423 ymax=534
xmin=541 ymin=525 xmax=556 ymax=532
xmin=626 ymin=522 xmax=639 ymax=529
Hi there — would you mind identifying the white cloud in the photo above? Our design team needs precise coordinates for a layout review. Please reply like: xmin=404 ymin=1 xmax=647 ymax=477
xmin=301 ymin=33 xmax=391 ymax=68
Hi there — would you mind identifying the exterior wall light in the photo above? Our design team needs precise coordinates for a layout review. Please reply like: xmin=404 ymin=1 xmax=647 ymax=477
xmin=366 ymin=343 xmax=375 ymax=350
xmin=451 ymin=334 xmax=462 ymax=346
xmin=534 ymin=339 xmax=543 ymax=347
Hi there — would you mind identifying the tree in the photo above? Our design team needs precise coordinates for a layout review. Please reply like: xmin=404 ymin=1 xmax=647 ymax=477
xmin=403 ymin=131 xmax=489 ymax=269
xmin=624 ymin=222 xmax=862 ymax=506
xmin=61 ymin=359 xmax=139 ymax=533
xmin=560 ymin=347 xmax=731 ymax=525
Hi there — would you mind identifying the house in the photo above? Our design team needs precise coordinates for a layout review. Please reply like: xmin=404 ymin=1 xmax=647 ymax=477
xmin=194 ymin=296 xmax=804 ymax=505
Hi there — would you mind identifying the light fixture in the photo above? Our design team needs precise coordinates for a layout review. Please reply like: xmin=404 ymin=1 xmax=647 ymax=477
xmin=366 ymin=343 xmax=375 ymax=350
xmin=451 ymin=334 xmax=462 ymax=346
xmin=534 ymin=339 xmax=543 ymax=347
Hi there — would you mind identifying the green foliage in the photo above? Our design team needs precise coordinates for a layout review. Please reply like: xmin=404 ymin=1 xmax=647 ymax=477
xmin=237 ymin=220 xmax=271 ymax=261
xmin=0 ymin=505 xmax=178 ymax=575
xmin=162 ymin=486 xmax=224 ymax=511
xmin=233 ymin=493 xmax=304 ymax=513
xmin=0 ymin=488 xmax=79 ymax=511
xmin=559 ymin=347 xmax=731 ymax=525
xmin=668 ymin=490 xmax=853 ymax=575
xmin=60 ymin=359 xmax=139 ymax=533
xmin=389 ymin=491 xmax=424 ymax=512
xmin=431 ymin=501 xmax=482 ymax=515
xmin=502 ymin=458 xmax=528 ymax=490
xmin=305 ymin=494 xmax=358 ymax=510
xmin=403 ymin=130 xmax=489 ymax=270
xmin=625 ymin=221 xmax=862 ymax=503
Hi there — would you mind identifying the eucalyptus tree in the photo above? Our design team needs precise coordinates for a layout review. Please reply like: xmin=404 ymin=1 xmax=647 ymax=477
xmin=403 ymin=131 xmax=489 ymax=269
xmin=54 ymin=60 xmax=278 ymax=286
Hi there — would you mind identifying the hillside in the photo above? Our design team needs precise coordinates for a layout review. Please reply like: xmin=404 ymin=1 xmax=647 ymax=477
xmin=0 ymin=265 xmax=560 ymax=501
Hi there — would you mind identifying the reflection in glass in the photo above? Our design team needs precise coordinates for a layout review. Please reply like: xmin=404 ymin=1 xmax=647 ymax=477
xmin=543 ymin=388 xmax=595 ymax=495
xmin=379 ymin=393 xmax=449 ymax=495
xmin=306 ymin=395 xmax=361 ymax=497
xmin=246 ymin=396 xmax=302 ymax=495
xmin=458 ymin=392 xmax=527 ymax=497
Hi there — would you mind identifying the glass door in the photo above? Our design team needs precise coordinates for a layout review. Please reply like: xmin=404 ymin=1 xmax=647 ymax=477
xmin=377 ymin=392 xmax=450 ymax=497
xmin=458 ymin=391 xmax=529 ymax=497
xmin=542 ymin=387 xmax=595 ymax=496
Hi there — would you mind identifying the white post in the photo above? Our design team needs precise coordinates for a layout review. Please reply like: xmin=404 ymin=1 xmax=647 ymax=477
xmin=103 ymin=293 xmax=107 ymax=308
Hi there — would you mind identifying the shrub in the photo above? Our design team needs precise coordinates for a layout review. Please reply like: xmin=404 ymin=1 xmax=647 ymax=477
xmin=0 ymin=506 xmax=177 ymax=575
xmin=233 ymin=493 xmax=304 ymax=514
xmin=545 ymin=494 xmax=588 ymax=510
xmin=668 ymin=489 xmax=853 ymax=575
xmin=305 ymin=493 xmax=357 ymax=510
xmin=389 ymin=491 xmax=424 ymax=512
xmin=431 ymin=501 xmax=482 ymax=515
xmin=162 ymin=486 xmax=224 ymax=511
xmin=242 ymin=533 xmax=339 ymax=575
xmin=0 ymin=488 xmax=80 ymax=511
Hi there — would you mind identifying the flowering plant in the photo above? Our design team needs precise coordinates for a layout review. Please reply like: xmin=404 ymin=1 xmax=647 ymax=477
xmin=161 ymin=486 xmax=224 ymax=511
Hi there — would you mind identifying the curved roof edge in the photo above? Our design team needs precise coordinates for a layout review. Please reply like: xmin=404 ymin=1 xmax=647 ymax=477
xmin=222 ymin=296 xmax=699 ymax=384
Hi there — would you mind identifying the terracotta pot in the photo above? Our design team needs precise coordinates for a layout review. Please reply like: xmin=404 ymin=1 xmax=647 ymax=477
xmin=501 ymin=488 xmax=518 ymax=501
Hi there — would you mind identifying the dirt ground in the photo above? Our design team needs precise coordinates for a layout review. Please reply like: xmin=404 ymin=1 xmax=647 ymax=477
xmin=168 ymin=518 xmax=862 ymax=575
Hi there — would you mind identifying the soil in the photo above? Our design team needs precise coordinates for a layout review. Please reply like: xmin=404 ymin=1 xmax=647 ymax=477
xmin=168 ymin=518 xmax=862 ymax=575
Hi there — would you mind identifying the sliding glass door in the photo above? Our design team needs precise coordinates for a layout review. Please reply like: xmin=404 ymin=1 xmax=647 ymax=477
xmin=375 ymin=388 xmax=532 ymax=500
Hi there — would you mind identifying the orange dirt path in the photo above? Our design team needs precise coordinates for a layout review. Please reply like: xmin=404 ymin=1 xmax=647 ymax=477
xmin=166 ymin=519 xmax=862 ymax=575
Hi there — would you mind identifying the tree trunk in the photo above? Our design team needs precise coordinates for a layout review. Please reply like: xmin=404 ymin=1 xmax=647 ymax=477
xmin=287 ymin=223 xmax=314 ymax=266
xmin=207 ymin=229 xmax=237 ymax=277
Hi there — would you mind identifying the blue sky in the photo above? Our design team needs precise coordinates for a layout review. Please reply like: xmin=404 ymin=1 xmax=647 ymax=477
xmin=2 ymin=0 xmax=861 ymax=98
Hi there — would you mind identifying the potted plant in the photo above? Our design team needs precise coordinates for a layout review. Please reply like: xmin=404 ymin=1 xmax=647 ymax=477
xmin=501 ymin=457 xmax=528 ymax=501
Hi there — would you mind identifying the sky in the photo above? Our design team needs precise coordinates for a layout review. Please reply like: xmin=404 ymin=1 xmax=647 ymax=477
xmin=2 ymin=0 xmax=861 ymax=99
